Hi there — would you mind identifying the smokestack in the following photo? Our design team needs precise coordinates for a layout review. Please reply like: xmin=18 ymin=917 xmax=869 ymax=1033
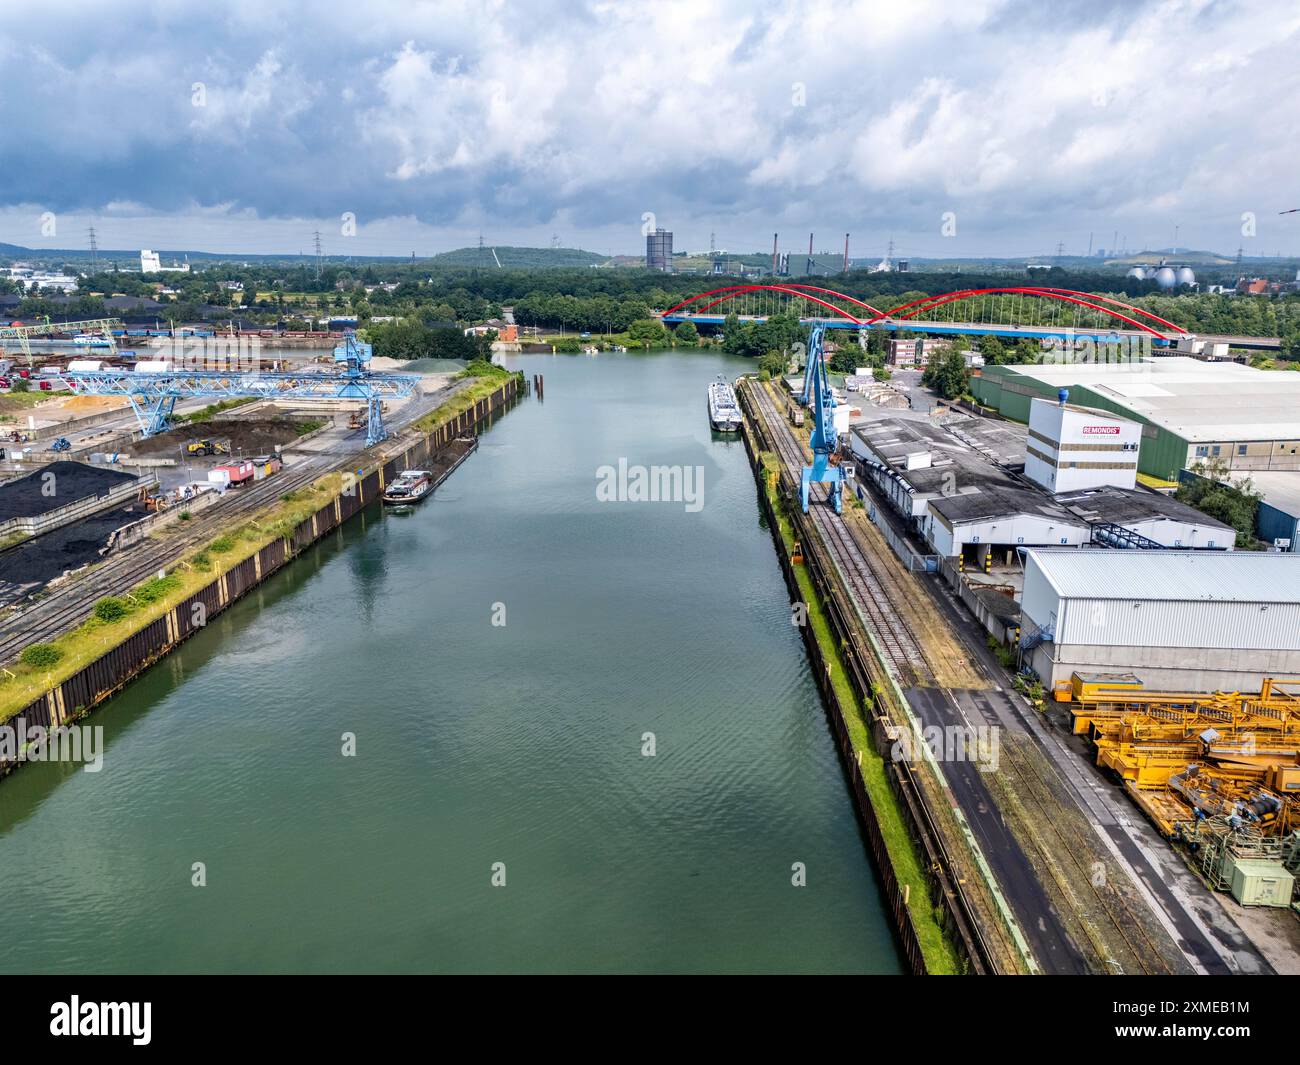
xmin=807 ymin=232 xmax=814 ymax=275
xmin=843 ymin=233 xmax=849 ymax=272
xmin=772 ymin=232 xmax=778 ymax=275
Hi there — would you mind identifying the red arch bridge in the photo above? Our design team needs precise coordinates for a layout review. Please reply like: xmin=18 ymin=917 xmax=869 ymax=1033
xmin=660 ymin=284 xmax=1276 ymax=349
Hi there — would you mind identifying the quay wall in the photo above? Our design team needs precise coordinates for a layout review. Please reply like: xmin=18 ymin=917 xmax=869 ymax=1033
xmin=1 ymin=377 xmax=520 ymax=777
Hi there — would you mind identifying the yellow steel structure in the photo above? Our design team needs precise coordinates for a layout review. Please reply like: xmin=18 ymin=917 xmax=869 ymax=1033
xmin=1064 ymin=674 xmax=1300 ymax=839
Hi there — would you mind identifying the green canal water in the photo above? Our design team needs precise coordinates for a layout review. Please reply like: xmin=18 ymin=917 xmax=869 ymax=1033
xmin=0 ymin=350 xmax=902 ymax=974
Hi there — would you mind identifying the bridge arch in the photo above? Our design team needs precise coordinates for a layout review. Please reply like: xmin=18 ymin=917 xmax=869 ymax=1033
xmin=868 ymin=286 xmax=1181 ymax=339
xmin=663 ymin=283 xmax=1185 ymax=340
xmin=661 ymin=284 xmax=885 ymax=323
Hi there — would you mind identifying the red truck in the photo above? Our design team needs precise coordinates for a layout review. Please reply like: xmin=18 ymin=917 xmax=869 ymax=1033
xmin=208 ymin=460 xmax=256 ymax=489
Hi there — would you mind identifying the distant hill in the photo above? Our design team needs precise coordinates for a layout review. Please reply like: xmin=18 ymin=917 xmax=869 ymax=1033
xmin=425 ymin=245 xmax=608 ymax=268
xmin=1107 ymin=249 xmax=1234 ymax=266
xmin=0 ymin=242 xmax=613 ymax=269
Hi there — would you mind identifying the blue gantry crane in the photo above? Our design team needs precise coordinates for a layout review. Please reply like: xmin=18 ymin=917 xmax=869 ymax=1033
xmin=800 ymin=324 xmax=844 ymax=514
xmin=58 ymin=335 xmax=419 ymax=447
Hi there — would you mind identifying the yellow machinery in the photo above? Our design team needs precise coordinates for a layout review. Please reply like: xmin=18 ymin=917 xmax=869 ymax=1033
xmin=1064 ymin=674 xmax=1300 ymax=840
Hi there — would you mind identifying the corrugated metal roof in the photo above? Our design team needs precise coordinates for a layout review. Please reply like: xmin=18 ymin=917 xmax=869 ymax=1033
xmin=999 ymin=359 xmax=1300 ymax=442
xmin=1024 ymin=548 xmax=1300 ymax=603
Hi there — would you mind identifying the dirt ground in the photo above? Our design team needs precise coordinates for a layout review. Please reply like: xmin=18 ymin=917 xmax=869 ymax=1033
xmin=131 ymin=417 xmax=315 ymax=458
xmin=48 ymin=395 xmax=132 ymax=414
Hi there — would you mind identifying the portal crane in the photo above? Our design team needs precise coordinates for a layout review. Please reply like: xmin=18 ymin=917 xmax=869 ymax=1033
xmin=58 ymin=334 xmax=418 ymax=447
xmin=0 ymin=317 xmax=122 ymax=364
xmin=800 ymin=323 xmax=844 ymax=514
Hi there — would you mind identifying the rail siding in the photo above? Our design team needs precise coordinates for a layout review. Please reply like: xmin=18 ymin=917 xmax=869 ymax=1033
xmin=738 ymin=378 xmax=990 ymax=976
xmin=1 ymin=377 xmax=519 ymax=777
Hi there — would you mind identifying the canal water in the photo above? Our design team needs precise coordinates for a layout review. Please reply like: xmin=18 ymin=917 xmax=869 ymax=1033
xmin=0 ymin=350 xmax=901 ymax=974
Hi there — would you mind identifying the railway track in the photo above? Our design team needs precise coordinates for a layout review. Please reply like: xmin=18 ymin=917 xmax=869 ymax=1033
xmin=0 ymin=379 xmax=466 ymax=665
xmin=748 ymin=379 xmax=927 ymax=678
xmin=962 ymin=688 xmax=1177 ymax=974
xmin=747 ymin=377 xmax=1177 ymax=974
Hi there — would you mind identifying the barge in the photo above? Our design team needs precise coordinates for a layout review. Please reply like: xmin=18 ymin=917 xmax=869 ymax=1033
xmin=707 ymin=375 xmax=742 ymax=432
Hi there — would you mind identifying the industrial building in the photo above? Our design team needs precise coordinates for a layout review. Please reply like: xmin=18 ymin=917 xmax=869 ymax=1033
xmin=849 ymin=412 xmax=1230 ymax=568
xmin=1019 ymin=548 xmax=1300 ymax=691
xmin=139 ymin=249 xmax=190 ymax=273
xmin=1246 ymin=472 xmax=1300 ymax=552
xmin=972 ymin=358 xmax=1300 ymax=479
xmin=1056 ymin=486 xmax=1233 ymax=549
xmin=886 ymin=336 xmax=943 ymax=367
xmin=926 ymin=487 xmax=1088 ymax=560
xmin=1023 ymin=395 xmax=1141 ymax=493
xmin=849 ymin=417 xmax=1004 ymax=522
xmin=645 ymin=228 xmax=673 ymax=271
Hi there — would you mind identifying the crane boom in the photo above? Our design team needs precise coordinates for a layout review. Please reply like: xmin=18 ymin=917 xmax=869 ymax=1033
xmin=800 ymin=324 xmax=844 ymax=513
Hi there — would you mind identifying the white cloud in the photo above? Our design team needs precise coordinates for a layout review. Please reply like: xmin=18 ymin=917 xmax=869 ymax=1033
xmin=0 ymin=0 xmax=1296 ymax=256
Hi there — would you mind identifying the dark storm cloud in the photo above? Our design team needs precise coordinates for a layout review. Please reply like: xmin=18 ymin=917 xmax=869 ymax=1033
xmin=0 ymin=0 xmax=1296 ymax=255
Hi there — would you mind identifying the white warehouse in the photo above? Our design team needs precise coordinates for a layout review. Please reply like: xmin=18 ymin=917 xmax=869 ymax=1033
xmin=1020 ymin=548 xmax=1300 ymax=692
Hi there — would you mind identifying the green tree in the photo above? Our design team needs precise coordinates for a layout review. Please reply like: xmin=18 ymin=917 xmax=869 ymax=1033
xmin=978 ymin=334 xmax=1005 ymax=364
xmin=1176 ymin=462 xmax=1262 ymax=548
xmin=922 ymin=348 xmax=969 ymax=400
xmin=757 ymin=351 xmax=787 ymax=379
xmin=673 ymin=321 xmax=699 ymax=346
xmin=626 ymin=318 xmax=666 ymax=347
xmin=365 ymin=320 xmax=481 ymax=361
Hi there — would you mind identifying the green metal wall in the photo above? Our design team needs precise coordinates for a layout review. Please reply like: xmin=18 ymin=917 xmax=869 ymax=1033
xmin=970 ymin=367 xmax=1192 ymax=478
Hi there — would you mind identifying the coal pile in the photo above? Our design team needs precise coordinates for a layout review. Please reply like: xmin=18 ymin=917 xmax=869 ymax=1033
xmin=131 ymin=418 xmax=311 ymax=458
xmin=0 ymin=461 xmax=137 ymax=521
xmin=0 ymin=502 xmax=145 ymax=606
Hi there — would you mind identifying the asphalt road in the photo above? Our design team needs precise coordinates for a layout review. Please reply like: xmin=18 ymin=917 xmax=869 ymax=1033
xmin=921 ymin=567 xmax=1273 ymax=975
xmin=904 ymin=684 xmax=1089 ymax=973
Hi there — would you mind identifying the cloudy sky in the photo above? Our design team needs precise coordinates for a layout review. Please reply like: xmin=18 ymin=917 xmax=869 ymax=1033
xmin=1 ymin=0 xmax=1297 ymax=259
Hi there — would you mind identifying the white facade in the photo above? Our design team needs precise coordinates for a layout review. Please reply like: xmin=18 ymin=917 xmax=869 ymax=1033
xmin=925 ymin=509 xmax=1088 ymax=557
xmin=1024 ymin=398 xmax=1141 ymax=493
xmin=832 ymin=403 xmax=850 ymax=436
xmin=140 ymin=249 xmax=190 ymax=273
xmin=4 ymin=266 xmax=78 ymax=292
xmin=1020 ymin=548 xmax=1300 ymax=690
xmin=1117 ymin=516 xmax=1231 ymax=550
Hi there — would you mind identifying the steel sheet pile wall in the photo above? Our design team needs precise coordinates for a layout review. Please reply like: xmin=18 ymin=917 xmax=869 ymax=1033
xmin=1 ymin=376 xmax=519 ymax=778
xmin=738 ymin=381 xmax=989 ymax=975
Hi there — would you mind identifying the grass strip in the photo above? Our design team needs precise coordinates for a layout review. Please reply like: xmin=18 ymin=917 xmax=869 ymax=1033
xmin=760 ymin=450 xmax=961 ymax=974
xmin=0 ymin=472 xmax=344 ymax=723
